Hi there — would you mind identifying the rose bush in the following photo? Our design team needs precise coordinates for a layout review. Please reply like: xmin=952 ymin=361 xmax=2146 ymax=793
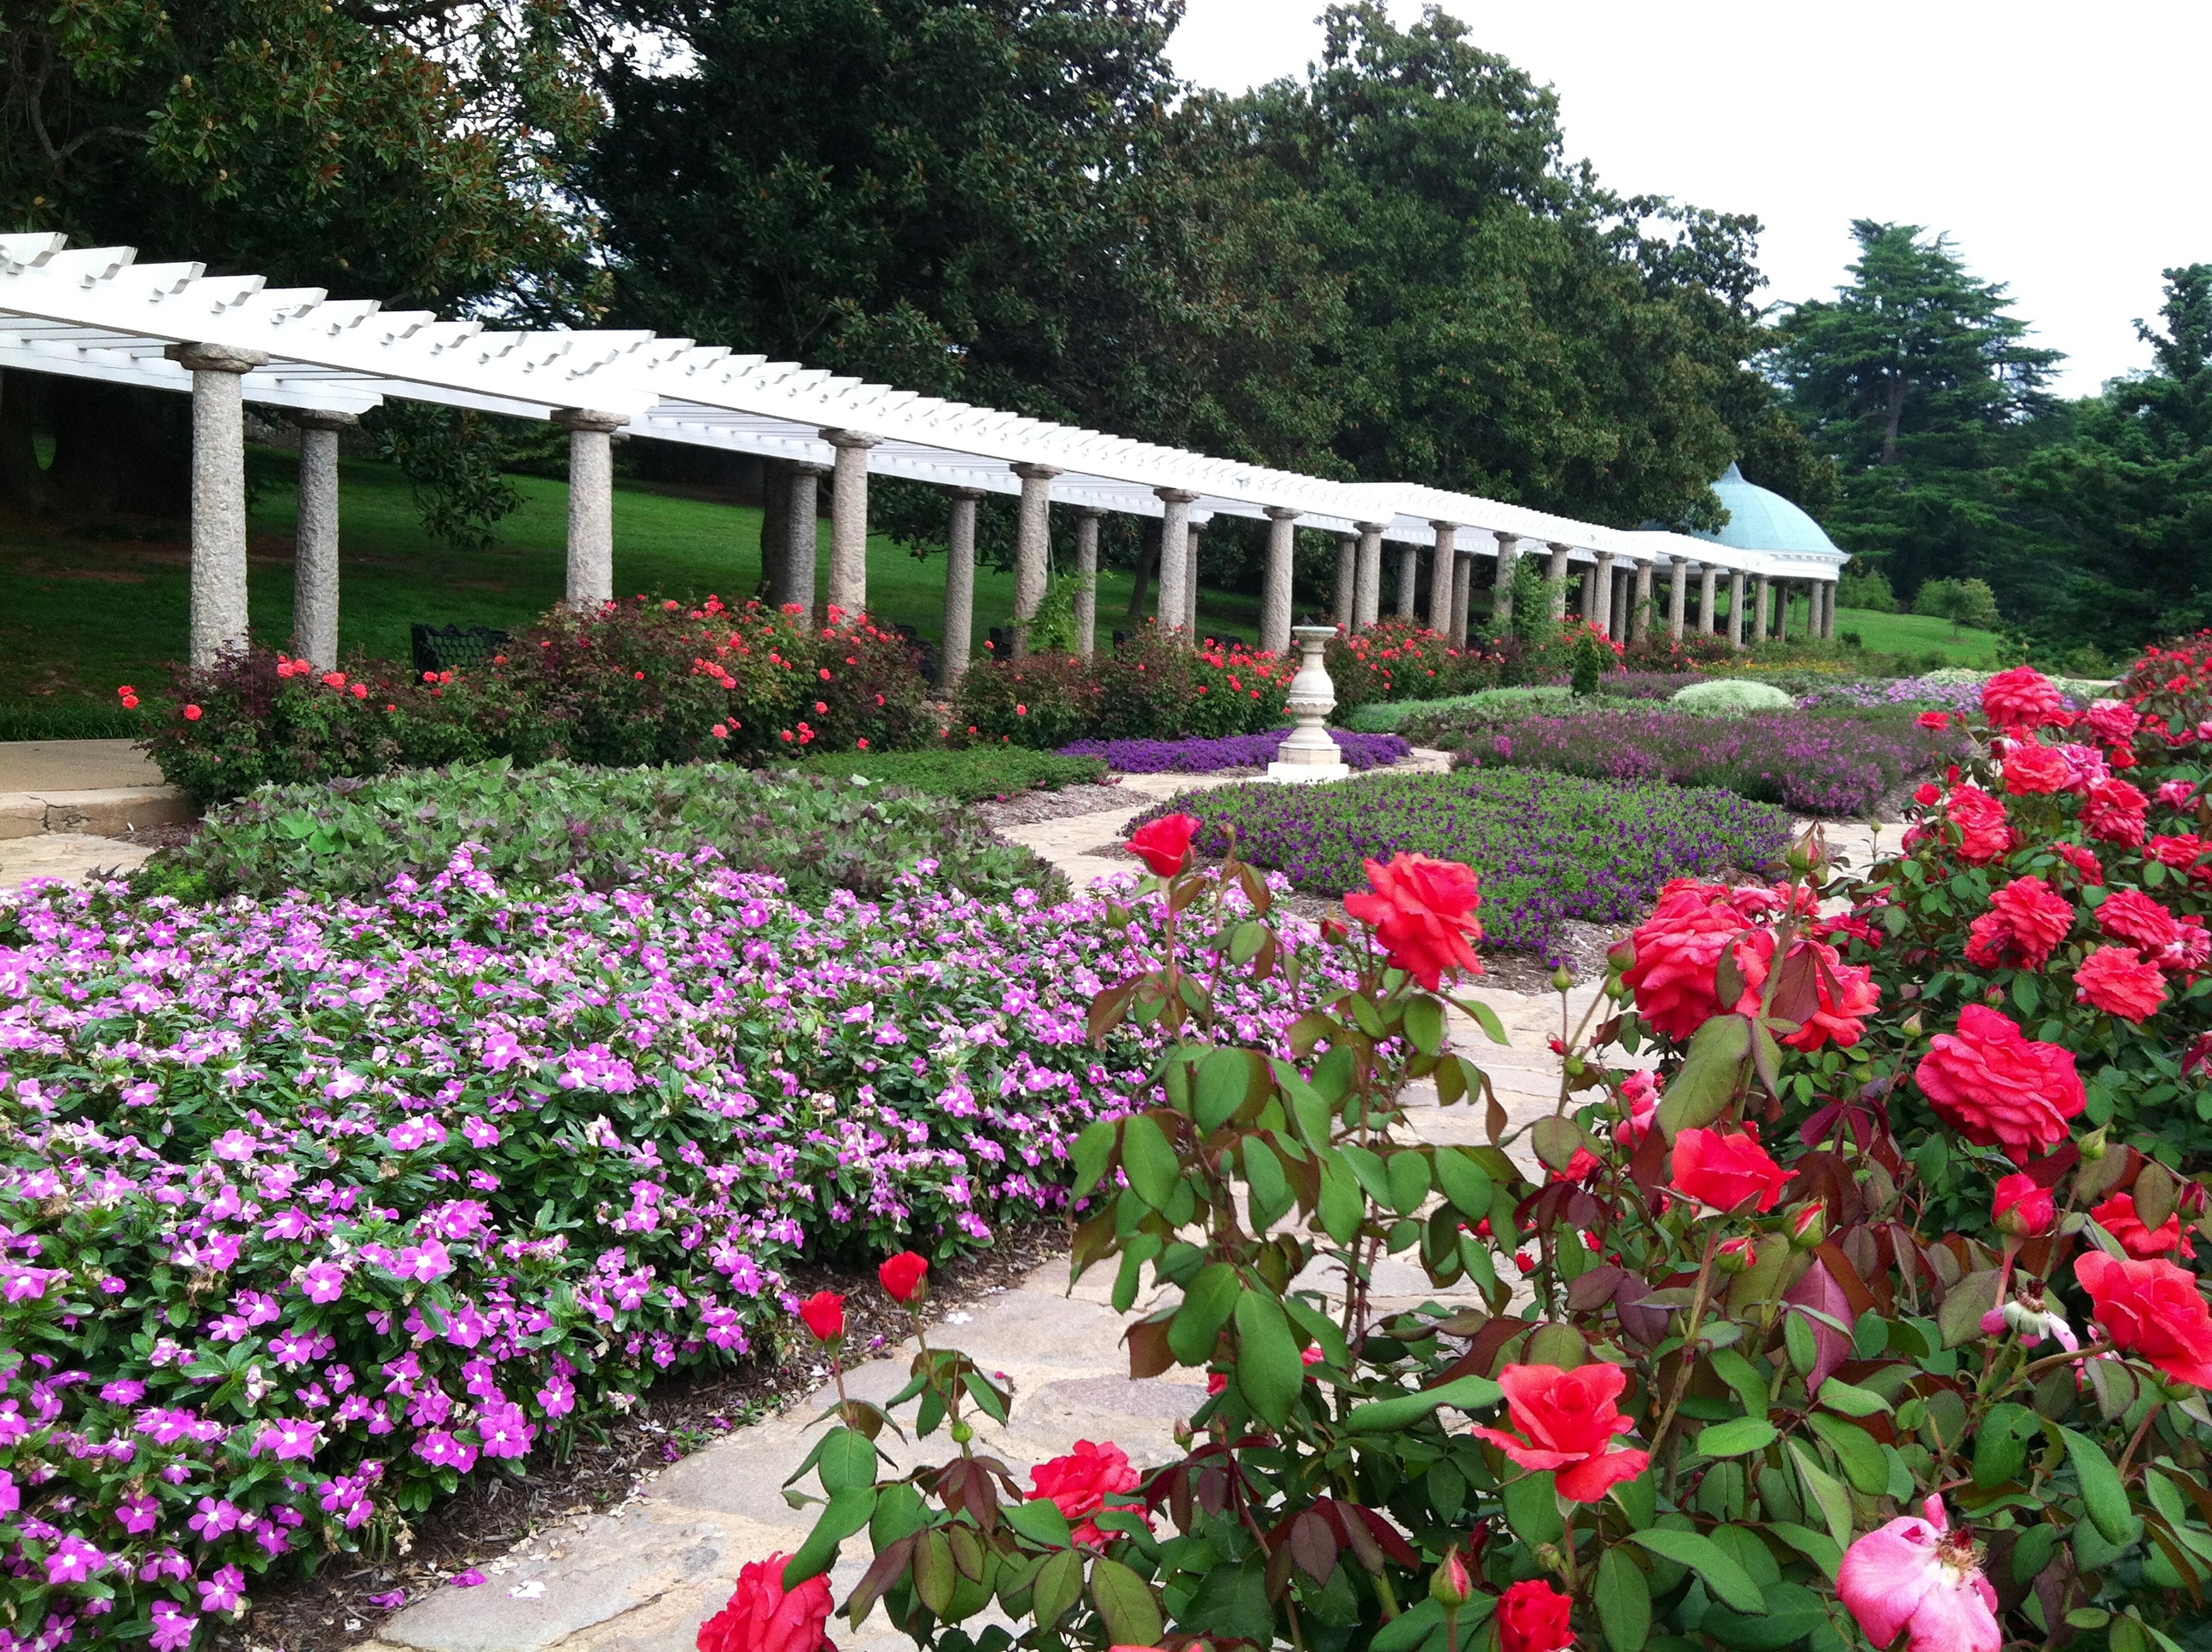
xmin=142 ymin=597 xmax=932 ymax=803
xmin=758 ymin=657 xmax=2212 ymax=1652
xmin=957 ymin=625 xmax=1296 ymax=747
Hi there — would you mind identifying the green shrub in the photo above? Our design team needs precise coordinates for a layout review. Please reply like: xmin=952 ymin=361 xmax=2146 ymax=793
xmin=1342 ymin=684 xmax=1573 ymax=731
xmin=1669 ymin=677 xmax=1793 ymax=712
xmin=785 ymin=747 xmax=1105 ymax=800
xmin=1837 ymin=566 xmax=1901 ymax=611
xmin=131 ymin=760 xmax=1062 ymax=907
xmin=0 ymin=700 xmax=146 ymax=741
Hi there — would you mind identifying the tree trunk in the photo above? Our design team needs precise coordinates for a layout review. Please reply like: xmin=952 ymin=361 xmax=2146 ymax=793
xmin=0 ymin=369 xmax=48 ymax=515
xmin=1126 ymin=521 xmax=1157 ymax=623
xmin=1881 ymin=366 xmax=1906 ymax=465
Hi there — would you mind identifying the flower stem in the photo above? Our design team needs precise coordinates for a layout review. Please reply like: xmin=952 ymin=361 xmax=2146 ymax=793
xmin=1648 ymin=1224 xmax=1725 ymax=1473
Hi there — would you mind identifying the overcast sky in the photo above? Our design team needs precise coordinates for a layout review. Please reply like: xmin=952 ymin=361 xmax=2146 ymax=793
xmin=1167 ymin=0 xmax=2211 ymax=397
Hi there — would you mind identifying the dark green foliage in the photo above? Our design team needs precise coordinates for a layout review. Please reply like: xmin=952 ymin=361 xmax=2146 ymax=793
xmin=783 ymin=747 xmax=1105 ymax=801
xmin=133 ymin=760 xmax=1063 ymax=908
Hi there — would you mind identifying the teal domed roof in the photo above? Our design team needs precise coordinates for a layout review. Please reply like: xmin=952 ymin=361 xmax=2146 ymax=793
xmin=1684 ymin=464 xmax=1842 ymax=557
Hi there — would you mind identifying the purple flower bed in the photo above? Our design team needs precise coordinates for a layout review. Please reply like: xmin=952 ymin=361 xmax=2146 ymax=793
xmin=1448 ymin=706 xmax=1964 ymax=816
xmin=1126 ymin=768 xmax=1792 ymax=960
xmin=0 ymin=852 xmax=1336 ymax=1641
xmin=1795 ymin=675 xmax=1989 ymax=713
xmin=1058 ymin=728 xmax=1411 ymax=773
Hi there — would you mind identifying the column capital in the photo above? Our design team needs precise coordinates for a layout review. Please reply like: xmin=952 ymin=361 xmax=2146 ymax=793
xmin=551 ymin=407 xmax=627 ymax=433
xmin=946 ymin=486 xmax=987 ymax=501
xmin=166 ymin=342 xmax=268 ymax=375
xmin=818 ymin=428 xmax=882 ymax=450
xmin=1354 ymin=521 xmax=1388 ymax=535
xmin=289 ymin=408 xmax=358 ymax=432
xmin=1074 ymin=505 xmax=1107 ymax=521
xmin=1548 ymin=540 xmax=1573 ymax=554
xmin=790 ymin=462 xmax=832 ymax=479
xmin=1594 ymin=549 xmax=1615 ymax=565
xmin=1010 ymin=462 xmax=1063 ymax=482
xmin=1155 ymin=487 xmax=1202 ymax=505
xmin=1263 ymin=506 xmax=1301 ymax=522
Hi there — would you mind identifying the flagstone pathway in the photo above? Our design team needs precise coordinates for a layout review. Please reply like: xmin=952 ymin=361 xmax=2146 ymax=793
xmin=357 ymin=757 xmax=1901 ymax=1652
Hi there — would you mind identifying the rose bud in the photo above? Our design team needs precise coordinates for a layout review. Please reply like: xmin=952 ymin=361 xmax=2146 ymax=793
xmin=2079 ymin=1126 xmax=2108 ymax=1162
xmin=1429 ymin=1546 xmax=1473 ymax=1611
xmin=1787 ymin=1203 xmax=1827 ymax=1250
xmin=1715 ymin=1236 xmax=1760 ymax=1276
xmin=877 ymin=1251 xmax=929 ymax=1305
xmin=1993 ymin=1173 xmax=2056 ymax=1239
xmin=798 ymin=1290 xmax=846 ymax=1343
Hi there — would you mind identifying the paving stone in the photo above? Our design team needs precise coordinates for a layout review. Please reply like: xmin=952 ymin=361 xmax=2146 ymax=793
xmin=0 ymin=831 xmax=154 ymax=891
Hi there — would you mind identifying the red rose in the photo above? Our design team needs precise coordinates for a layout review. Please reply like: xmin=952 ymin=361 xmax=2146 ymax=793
xmin=1496 ymin=1579 xmax=1575 ymax=1652
xmin=183 ymin=704 xmax=203 ymax=722
xmin=2001 ymin=743 xmax=2072 ymax=795
xmin=877 ymin=1251 xmax=928 ymax=1305
xmin=2091 ymin=1192 xmax=2193 ymax=1259
xmin=2084 ymin=779 xmax=2151 ymax=847
xmin=1993 ymin=1172 xmax=2055 ymax=1238
xmin=1913 ymin=1004 xmax=2085 ymax=1160
xmin=1982 ymin=666 xmax=2066 ymax=730
xmin=1913 ymin=782 xmax=1942 ymax=806
xmin=1671 ymin=1126 xmax=1792 ymax=1215
xmin=1945 ymin=786 xmax=2014 ymax=864
xmin=2087 ymin=699 xmax=2141 ymax=745
xmin=1470 ymin=1363 xmax=1649 ymax=1503
xmin=2096 ymin=887 xmax=2181 ymax=959
xmin=2075 ymin=1251 xmax=2212 ymax=1387
xmin=798 ymin=1291 xmax=845 ymax=1342
xmin=1965 ymin=875 xmax=2073 ymax=970
xmin=1621 ymin=880 xmax=1758 ymax=1040
xmin=2148 ymin=831 xmax=2209 ymax=870
xmin=696 ymin=1555 xmax=835 ymax=1652
xmin=2075 ymin=944 xmax=2167 ymax=1022
xmin=1027 ymin=1440 xmax=1144 ymax=1545
xmin=1342 ymin=852 xmax=1483 ymax=990
xmin=1127 ymin=813 xmax=1201 ymax=877
xmin=1916 ymin=711 xmax=1951 ymax=730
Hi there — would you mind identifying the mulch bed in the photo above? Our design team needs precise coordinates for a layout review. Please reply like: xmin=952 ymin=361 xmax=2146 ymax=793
xmin=972 ymin=781 xmax=1137 ymax=829
xmin=232 ymin=1225 xmax=1069 ymax=1652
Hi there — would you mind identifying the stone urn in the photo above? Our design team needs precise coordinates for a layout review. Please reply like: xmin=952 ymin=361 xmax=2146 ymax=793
xmin=1268 ymin=625 xmax=1350 ymax=783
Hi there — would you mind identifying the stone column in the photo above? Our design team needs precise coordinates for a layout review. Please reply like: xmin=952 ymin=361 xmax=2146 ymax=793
xmin=1074 ymin=509 xmax=1103 ymax=660
xmin=1728 ymin=571 xmax=1747 ymax=649
xmin=1185 ymin=521 xmax=1202 ymax=636
xmin=1754 ymin=573 xmax=1773 ymax=642
xmin=1155 ymin=488 xmax=1198 ymax=636
xmin=166 ymin=343 xmax=270 ymax=666
xmin=1333 ymin=533 xmax=1356 ymax=630
xmin=818 ymin=429 xmax=881 ymax=619
xmin=1824 ymin=581 xmax=1838 ymax=638
xmin=1429 ymin=523 xmax=1459 ymax=632
xmin=1009 ymin=462 xmax=1061 ymax=658
xmin=1487 ymin=530 xmax=1516 ymax=632
xmin=756 ymin=461 xmax=792 ymax=603
xmin=1632 ymin=557 xmax=1655 ymax=644
xmin=1452 ymin=552 xmax=1473 ymax=648
xmin=550 ymin=408 xmax=626 ymax=609
xmin=1775 ymin=579 xmax=1792 ymax=643
xmin=290 ymin=409 xmax=354 ymax=671
xmin=1592 ymin=551 xmax=1616 ymax=635
xmin=1353 ymin=521 xmax=1385 ymax=631
xmin=1667 ymin=555 xmax=1687 ymax=643
xmin=1698 ymin=564 xmax=1718 ymax=635
xmin=1260 ymin=508 xmax=1298 ymax=655
xmin=1579 ymin=558 xmax=1599 ymax=623
xmin=1614 ymin=573 xmax=1633 ymax=641
xmin=1547 ymin=542 xmax=1571 ymax=622
xmin=781 ymin=464 xmax=825 ymax=613
xmin=1393 ymin=537 xmax=1417 ymax=620
xmin=940 ymin=487 xmax=983 ymax=689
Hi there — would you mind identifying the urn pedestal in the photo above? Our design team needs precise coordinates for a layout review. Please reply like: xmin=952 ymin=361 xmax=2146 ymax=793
xmin=1268 ymin=625 xmax=1350 ymax=784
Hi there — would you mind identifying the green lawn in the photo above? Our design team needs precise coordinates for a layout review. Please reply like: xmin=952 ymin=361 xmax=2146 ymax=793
xmin=0 ymin=450 xmax=1265 ymax=708
xmin=1731 ymin=587 xmax=2004 ymax=668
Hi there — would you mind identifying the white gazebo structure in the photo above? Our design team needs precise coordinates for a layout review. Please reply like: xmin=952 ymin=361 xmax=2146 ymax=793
xmin=0 ymin=233 xmax=1842 ymax=672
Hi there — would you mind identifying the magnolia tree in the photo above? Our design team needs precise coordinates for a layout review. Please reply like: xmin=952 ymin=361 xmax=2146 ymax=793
xmin=705 ymin=658 xmax=2212 ymax=1652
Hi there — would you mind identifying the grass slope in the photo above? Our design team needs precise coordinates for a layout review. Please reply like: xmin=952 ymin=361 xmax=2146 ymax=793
xmin=0 ymin=451 xmax=1264 ymax=708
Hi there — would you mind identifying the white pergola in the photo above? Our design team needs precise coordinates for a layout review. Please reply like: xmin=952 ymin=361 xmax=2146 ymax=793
xmin=0 ymin=233 xmax=1843 ymax=671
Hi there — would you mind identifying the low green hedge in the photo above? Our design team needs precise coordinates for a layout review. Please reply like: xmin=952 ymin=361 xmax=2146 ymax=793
xmin=783 ymin=747 xmax=1105 ymax=800
xmin=131 ymin=759 xmax=1062 ymax=907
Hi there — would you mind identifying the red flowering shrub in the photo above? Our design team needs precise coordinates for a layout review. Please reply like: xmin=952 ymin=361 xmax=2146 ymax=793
xmin=956 ymin=624 xmax=1294 ymax=746
xmin=142 ymin=598 xmax=932 ymax=800
xmin=1324 ymin=617 xmax=1504 ymax=712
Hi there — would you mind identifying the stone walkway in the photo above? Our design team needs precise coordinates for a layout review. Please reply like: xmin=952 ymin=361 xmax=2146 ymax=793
xmin=0 ymin=738 xmax=185 ymax=891
xmin=352 ymin=762 xmax=1904 ymax=1652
